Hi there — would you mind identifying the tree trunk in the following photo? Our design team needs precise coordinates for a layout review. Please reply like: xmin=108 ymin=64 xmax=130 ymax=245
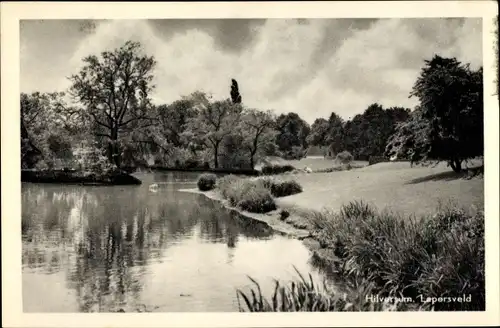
xmin=450 ymin=159 xmax=462 ymax=173
xmin=213 ymin=142 xmax=219 ymax=168
xmin=250 ymin=153 xmax=255 ymax=170
xmin=110 ymin=127 xmax=121 ymax=168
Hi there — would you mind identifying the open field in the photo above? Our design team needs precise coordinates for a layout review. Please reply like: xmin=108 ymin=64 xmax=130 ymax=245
xmin=276 ymin=161 xmax=484 ymax=217
xmin=258 ymin=156 xmax=369 ymax=172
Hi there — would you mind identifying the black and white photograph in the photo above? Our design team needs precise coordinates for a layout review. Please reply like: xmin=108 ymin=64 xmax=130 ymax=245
xmin=2 ymin=1 xmax=499 ymax=326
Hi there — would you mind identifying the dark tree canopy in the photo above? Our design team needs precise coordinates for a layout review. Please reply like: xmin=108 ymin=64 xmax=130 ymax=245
xmin=386 ymin=55 xmax=483 ymax=172
xmin=307 ymin=105 xmax=410 ymax=160
xmin=230 ymin=79 xmax=242 ymax=104
xmin=275 ymin=112 xmax=310 ymax=159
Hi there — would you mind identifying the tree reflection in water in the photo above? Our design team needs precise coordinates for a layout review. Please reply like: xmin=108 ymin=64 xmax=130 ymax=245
xmin=22 ymin=177 xmax=278 ymax=312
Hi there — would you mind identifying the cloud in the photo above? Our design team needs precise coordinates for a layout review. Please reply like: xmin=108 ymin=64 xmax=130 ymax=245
xmin=20 ymin=18 xmax=482 ymax=124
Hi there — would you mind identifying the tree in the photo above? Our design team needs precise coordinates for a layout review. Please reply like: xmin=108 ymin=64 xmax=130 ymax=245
xmin=306 ymin=118 xmax=330 ymax=147
xmin=386 ymin=55 xmax=483 ymax=172
xmin=184 ymin=95 xmax=242 ymax=168
xmin=68 ymin=41 xmax=157 ymax=168
xmin=20 ymin=92 xmax=82 ymax=168
xmin=275 ymin=112 xmax=310 ymax=159
xmin=240 ymin=109 xmax=277 ymax=169
xmin=325 ymin=112 xmax=345 ymax=157
xmin=230 ymin=79 xmax=242 ymax=104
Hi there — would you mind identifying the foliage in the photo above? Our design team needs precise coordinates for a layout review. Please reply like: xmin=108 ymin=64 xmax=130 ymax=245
xmin=218 ymin=134 xmax=250 ymax=169
xmin=240 ymin=109 xmax=277 ymax=169
xmin=306 ymin=118 xmax=330 ymax=148
xmin=197 ymin=173 xmax=217 ymax=191
xmin=68 ymin=41 xmax=157 ymax=167
xmin=20 ymin=92 xmax=83 ymax=169
xmin=237 ymin=187 xmax=277 ymax=213
xmin=73 ymin=142 xmax=116 ymax=174
xmin=183 ymin=94 xmax=242 ymax=168
xmin=259 ymin=177 xmax=303 ymax=197
xmin=236 ymin=268 xmax=406 ymax=312
xmin=261 ymin=164 xmax=296 ymax=175
xmin=386 ymin=55 xmax=483 ymax=172
xmin=275 ymin=112 xmax=310 ymax=158
xmin=307 ymin=200 xmax=485 ymax=311
xmin=308 ymin=105 xmax=410 ymax=160
xmin=230 ymin=78 xmax=242 ymax=104
xmin=217 ymin=174 xmax=242 ymax=198
xmin=217 ymin=176 xmax=277 ymax=213
xmin=335 ymin=150 xmax=353 ymax=164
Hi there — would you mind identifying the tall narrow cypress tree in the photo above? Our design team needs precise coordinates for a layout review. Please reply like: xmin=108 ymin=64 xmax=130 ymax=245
xmin=230 ymin=79 xmax=242 ymax=104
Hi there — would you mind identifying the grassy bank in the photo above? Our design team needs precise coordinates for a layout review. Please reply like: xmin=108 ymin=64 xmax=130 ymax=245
xmin=237 ymin=201 xmax=485 ymax=312
xmin=191 ymin=162 xmax=484 ymax=312
xmin=277 ymin=161 xmax=484 ymax=218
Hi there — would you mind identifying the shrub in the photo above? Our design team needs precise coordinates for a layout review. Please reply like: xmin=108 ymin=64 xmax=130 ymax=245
xmin=306 ymin=201 xmax=485 ymax=311
xmin=335 ymin=151 xmax=354 ymax=164
xmin=259 ymin=177 xmax=303 ymax=197
xmin=237 ymin=185 xmax=277 ymax=213
xmin=197 ymin=173 xmax=217 ymax=191
xmin=217 ymin=174 xmax=241 ymax=198
xmin=279 ymin=209 xmax=290 ymax=221
xmin=261 ymin=164 xmax=296 ymax=175
xmin=217 ymin=176 xmax=276 ymax=213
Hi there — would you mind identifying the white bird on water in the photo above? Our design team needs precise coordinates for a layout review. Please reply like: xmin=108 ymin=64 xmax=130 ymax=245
xmin=149 ymin=183 xmax=159 ymax=192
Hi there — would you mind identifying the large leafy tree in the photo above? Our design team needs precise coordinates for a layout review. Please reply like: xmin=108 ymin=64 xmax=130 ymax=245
xmin=68 ymin=41 xmax=157 ymax=167
xmin=386 ymin=55 xmax=483 ymax=172
xmin=240 ymin=109 xmax=277 ymax=169
xmin=306 ymin=118 xmax=330 ymax=148
xmin=325 ymin=112 xmax=345 ymax=156
xmin=183 ymin=94 xmax=242 ymax=168
xmin=275 ymin=112 xmax=310 ymax=158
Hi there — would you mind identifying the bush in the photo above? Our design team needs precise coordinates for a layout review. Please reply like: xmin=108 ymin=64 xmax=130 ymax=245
xmin=261 ymin=164 xmax=296 ymax=175
xmin=197 ymin=173 xmax=217 ymax=191
xmin=237 ymin=185 xmax=277 ymax=213
xmin=217 ymin=175 xmax=241 ymax=198
xmin=217 ymin=176 xmax=276 ymax=213
xmin=306 ymin=201 xmax=485 ymax=311
xmin=259 ymin=177 xmax=303 ymax=197
xmin=335 ymin=151 xmax=354 ymax=164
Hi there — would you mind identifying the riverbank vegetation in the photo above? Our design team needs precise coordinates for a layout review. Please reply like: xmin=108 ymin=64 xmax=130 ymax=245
xmin=237 ymin=201 xmax=485 ymax=311
xmin=206 ymin=175 xmax=304 ymax=213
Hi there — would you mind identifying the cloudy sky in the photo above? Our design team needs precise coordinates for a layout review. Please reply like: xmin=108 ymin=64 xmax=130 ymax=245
xmin=20 ymin=18 xmax=482 ymax=123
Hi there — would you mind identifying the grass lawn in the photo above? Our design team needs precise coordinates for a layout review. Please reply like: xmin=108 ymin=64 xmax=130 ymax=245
xmin=258 ymin=156 xmax=368 ymax=172
xmin=276 ymin=161 xmax=484 ymax=217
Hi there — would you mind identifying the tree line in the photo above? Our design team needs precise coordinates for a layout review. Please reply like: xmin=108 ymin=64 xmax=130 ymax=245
xmin=21 ymin=41 xmax=483 ymax=173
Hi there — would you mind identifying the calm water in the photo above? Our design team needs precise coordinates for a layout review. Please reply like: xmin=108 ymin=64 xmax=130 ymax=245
xmin=22 ymin=171 xmax=323 ymax=312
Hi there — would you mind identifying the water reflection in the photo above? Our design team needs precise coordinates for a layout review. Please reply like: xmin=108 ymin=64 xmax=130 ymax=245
xmin=22 ymin=172 xmax=320 ymax=312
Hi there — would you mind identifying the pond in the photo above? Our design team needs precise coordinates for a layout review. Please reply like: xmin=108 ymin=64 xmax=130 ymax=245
xmin=21 ymin=171 xmax=325 ymax=312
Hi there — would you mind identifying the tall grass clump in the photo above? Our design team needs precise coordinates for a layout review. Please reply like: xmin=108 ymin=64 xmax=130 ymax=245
xmin=259 ymin=177 xmax=303 ymax=197
xmin=197 ymin=173 xmax=217 ymax=191
xmin=236 ymin=267 xmax=410 ymax=312
xmin=306 ymin=200 xmax=485 ymax=311
xmin=217 ymin=176 xmax=276 ymax=213
xmin=261 ymin=164 xmax=296 ymax=175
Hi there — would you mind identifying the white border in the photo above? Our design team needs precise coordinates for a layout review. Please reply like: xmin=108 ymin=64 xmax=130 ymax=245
xmin=2 ymin=1 xmax=499 ymax=327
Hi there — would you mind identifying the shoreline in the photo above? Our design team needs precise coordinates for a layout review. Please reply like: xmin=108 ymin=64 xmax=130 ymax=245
xmin=179 ymin=187 xmax=338 ymax=265
xmin=21 ymin=169 xmax=142 ymax=185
